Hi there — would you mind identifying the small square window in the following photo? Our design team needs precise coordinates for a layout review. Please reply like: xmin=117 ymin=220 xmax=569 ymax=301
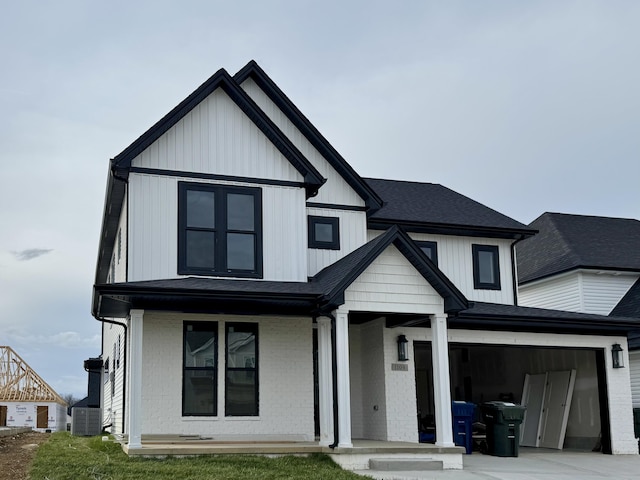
xmin=308 ymin=216 xmax=340 ymax=250
xmin=416 ymin=241 xmax=438 ymax=266
xmin=472 ymin=244 xmax=501 ymax=290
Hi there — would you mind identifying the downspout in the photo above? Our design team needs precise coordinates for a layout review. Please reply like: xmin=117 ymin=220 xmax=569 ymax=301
xmin=510 ymin=235 xmax=526 ymax=306
xmin=93 ymin=311 xmax=128 ymax=435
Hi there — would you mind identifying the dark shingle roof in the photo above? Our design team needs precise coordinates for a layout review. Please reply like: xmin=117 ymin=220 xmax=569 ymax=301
xmin=517 ymin=213 xmax=640 ymax=284
xmin=365 ymin=178 xmax=535 ymax=238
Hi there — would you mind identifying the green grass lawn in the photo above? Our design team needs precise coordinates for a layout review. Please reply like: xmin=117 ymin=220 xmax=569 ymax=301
xmin=29 ymin=432 xmax=368 ymax=480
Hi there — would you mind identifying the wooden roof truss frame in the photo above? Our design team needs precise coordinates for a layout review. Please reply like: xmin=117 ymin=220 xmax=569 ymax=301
xmin=0 ymin=346 xmax=66 ymax=404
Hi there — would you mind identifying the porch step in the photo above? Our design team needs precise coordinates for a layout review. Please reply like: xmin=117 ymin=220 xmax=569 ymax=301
xmin=369 ymin=457 xmax=443 ymax=471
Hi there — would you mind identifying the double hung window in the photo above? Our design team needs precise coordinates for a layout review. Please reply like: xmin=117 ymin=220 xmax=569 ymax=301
xmin=225 ymin=323 xmax=259 ymax=416
xmin=178 ymin=183 xmax=262 ymax=277
xmin=183 ymin=322 xmax=218 ymax=416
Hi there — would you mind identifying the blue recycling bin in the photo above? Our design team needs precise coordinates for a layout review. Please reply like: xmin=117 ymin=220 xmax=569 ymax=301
xmin=452 ymin=401 xmax=476 ymax=454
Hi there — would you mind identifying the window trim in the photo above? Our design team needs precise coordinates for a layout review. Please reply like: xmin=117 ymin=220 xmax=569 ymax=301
xmin=178 ymin=182 xmax=263 ymax=278
xmin=225 ymin=322 xmax=259 ymax=417
xmin=472 ymin=244 xmax=501 ymax=290
xmin=416 ymin=240 xmax=438 ymax=266
xmin=308 ymin=216 xmax=340 ymax=250
xmin=182 ymin=321 xmax=218 ymax=417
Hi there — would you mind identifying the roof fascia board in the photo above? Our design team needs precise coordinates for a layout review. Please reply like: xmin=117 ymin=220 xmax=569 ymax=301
xmin=95 ymin=169 xmax=126 ymax=284
xmin=519 ymin=266 xmax=640 ymax=286
xmin=368 ymin=219 xmax=537 ymax=240
xmin=449 ymin=314 xmax=638 ymax=334
xmin=234 ymin=60 xmax=383 ymax=213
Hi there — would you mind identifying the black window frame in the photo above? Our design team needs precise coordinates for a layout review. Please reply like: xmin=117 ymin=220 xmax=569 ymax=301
xmin=182 ymin=321 xmax=218 ymax=417
xmin=308 ymin=216 xmax=340 ymax=250
xmin=225 ymin=322 xmax=259 ymax=417
xmin=472 ymin=244 xmax=501 ymax=290
xmin=416 ymin=241 xmax=438 ymax=266
xmin=178 ymin=182 xmax=263 ymax=278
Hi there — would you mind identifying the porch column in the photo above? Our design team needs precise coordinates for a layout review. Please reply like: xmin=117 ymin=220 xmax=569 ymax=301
xmin=128 ymin=309 xmax=144 ymax=449
xmin=316 ymin=317 xmax=334 ymax=446
xmin=335 ymin=306 xmax=352 ymax=447
xmin=431 ymin=313 xmax=454 ymax=447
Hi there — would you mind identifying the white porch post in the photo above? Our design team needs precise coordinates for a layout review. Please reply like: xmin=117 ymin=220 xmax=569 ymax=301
xmin=431 ymin=313 xmax=454 ymax=447
xmin=335 ymin=306 xmax=352 ymax=447
xmin=316 ymin=317 xmax=334 ymax=446
xmin=127 ymin=309 xmax=144 ymax=449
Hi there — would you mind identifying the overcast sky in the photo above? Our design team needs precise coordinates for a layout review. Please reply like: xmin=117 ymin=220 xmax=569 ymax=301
xmin=1 ymin=1 xmax=638 ymax=398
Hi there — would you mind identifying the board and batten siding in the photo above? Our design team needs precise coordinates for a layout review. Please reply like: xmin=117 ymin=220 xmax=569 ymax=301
xmin=131 ymin=89 xmax=303 ymax=183
xmin=519 ymin=270 xmax=639 ymax=315
xmin=102 ymin=322 xmax=126 ymax=434
xmin=128 ymin=173 xmax=308 ymax=282
xmin=307 ymin=207 xmax=367 ymax=276
xmin=367 ymin=231 xmax=515 ymax=304
xmin=344 ymin=245 xmax=444 ymax=314
xmin=629 ymin=351 xmax=640 ymax=408
xmin=240 ymin=77 xmax=366 ymax=207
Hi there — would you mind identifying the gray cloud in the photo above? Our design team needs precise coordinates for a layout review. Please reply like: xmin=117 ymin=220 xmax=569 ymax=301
xmin=11 ymin=248 xmax=53 ymax=261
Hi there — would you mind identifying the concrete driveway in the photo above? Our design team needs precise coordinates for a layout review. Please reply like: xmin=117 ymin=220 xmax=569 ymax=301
xmin=359 ymin=448 xmax=640 ymax=479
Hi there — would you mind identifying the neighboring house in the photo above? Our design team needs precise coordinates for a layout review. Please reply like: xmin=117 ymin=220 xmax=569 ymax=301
xmin=517 ymin=213 xmax=640 ymax=409
xmin=92 ymin=61 xmax=639 ymax=468
xmin=0 ymin=346 xmax=68 ymax=432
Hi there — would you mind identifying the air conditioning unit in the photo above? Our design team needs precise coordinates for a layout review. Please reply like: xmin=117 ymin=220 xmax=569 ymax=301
xmin=71 ymin=407 xmax=102 ymax=436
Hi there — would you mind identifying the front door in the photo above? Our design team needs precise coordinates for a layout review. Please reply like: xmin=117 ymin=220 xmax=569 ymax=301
xmin=37 ymin=406 xmax=48 ymax=429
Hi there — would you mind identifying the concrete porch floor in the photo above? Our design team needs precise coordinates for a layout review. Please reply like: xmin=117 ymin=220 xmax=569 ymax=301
xmin=117 ymin=436 xmax=464 ymax=470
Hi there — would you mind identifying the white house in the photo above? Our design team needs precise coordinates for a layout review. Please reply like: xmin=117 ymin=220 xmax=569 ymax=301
xmin=92 ymin=61 xmax=639 ymax=470
xmin=517 ymin=213 xmax=640 ymax=410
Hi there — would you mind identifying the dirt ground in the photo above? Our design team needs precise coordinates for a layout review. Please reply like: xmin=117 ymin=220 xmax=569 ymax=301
xmin=0 ymin=431 xmax=49 ymax=480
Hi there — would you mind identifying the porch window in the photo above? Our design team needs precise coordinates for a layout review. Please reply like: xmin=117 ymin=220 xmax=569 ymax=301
xmin=416 ymin=241 xmax=438 ymax=266
xmin=225 ymin=323 xmax=258 ymax=416
xmin=178 ymin=182 xmax=262 ymax=277
xmin=472 ymin=244 xmax=501 ymax=290
xmin=308 ymin=216 xmax=340 ymax=250
xmin=183 ymin=322 xmax=218 ymax=416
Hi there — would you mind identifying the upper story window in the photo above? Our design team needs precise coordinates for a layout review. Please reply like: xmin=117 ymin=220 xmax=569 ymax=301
xmin=308 ymin=216 xmax=340 ymax=250
xmin=416 ymin=241 xmax=438 ymax=266
xmin=178 ymin=182 xmax=262 ymax=277
xmin=472 ymin=244 xmax=501 ymax=290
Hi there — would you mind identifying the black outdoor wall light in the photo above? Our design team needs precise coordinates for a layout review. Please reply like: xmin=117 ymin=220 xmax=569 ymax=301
xmin=397 ymin=335 xmax=409 ymax=362
xmin=611 ymin=343 xmax=624 ymax=368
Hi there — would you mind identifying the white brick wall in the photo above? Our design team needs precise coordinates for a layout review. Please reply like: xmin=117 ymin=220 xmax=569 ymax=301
xmin=139 ymin=312 xmax=315 ymax=440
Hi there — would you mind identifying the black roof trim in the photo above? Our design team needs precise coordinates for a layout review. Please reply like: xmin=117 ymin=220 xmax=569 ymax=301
xmin=312 ymin=225 xmax=468 ymax=313
xmin=452 ymin=301 xmax=640 ymax=335
xmin=95 ymin=170 xmax=126 ymax=284
xmin=368 ymin=219 xmax=535 ymax=240
xmin=93 ymin=277 xmax=323 ymax=318
xmin=112 ymin=68 xmax=324 ymax=194
xmin=234 ymin=60 xmax=383 ymax=213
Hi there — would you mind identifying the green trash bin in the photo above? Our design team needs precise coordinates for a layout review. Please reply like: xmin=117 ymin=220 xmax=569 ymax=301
xmin=481 ymin=401 xmax=526 ymax=457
